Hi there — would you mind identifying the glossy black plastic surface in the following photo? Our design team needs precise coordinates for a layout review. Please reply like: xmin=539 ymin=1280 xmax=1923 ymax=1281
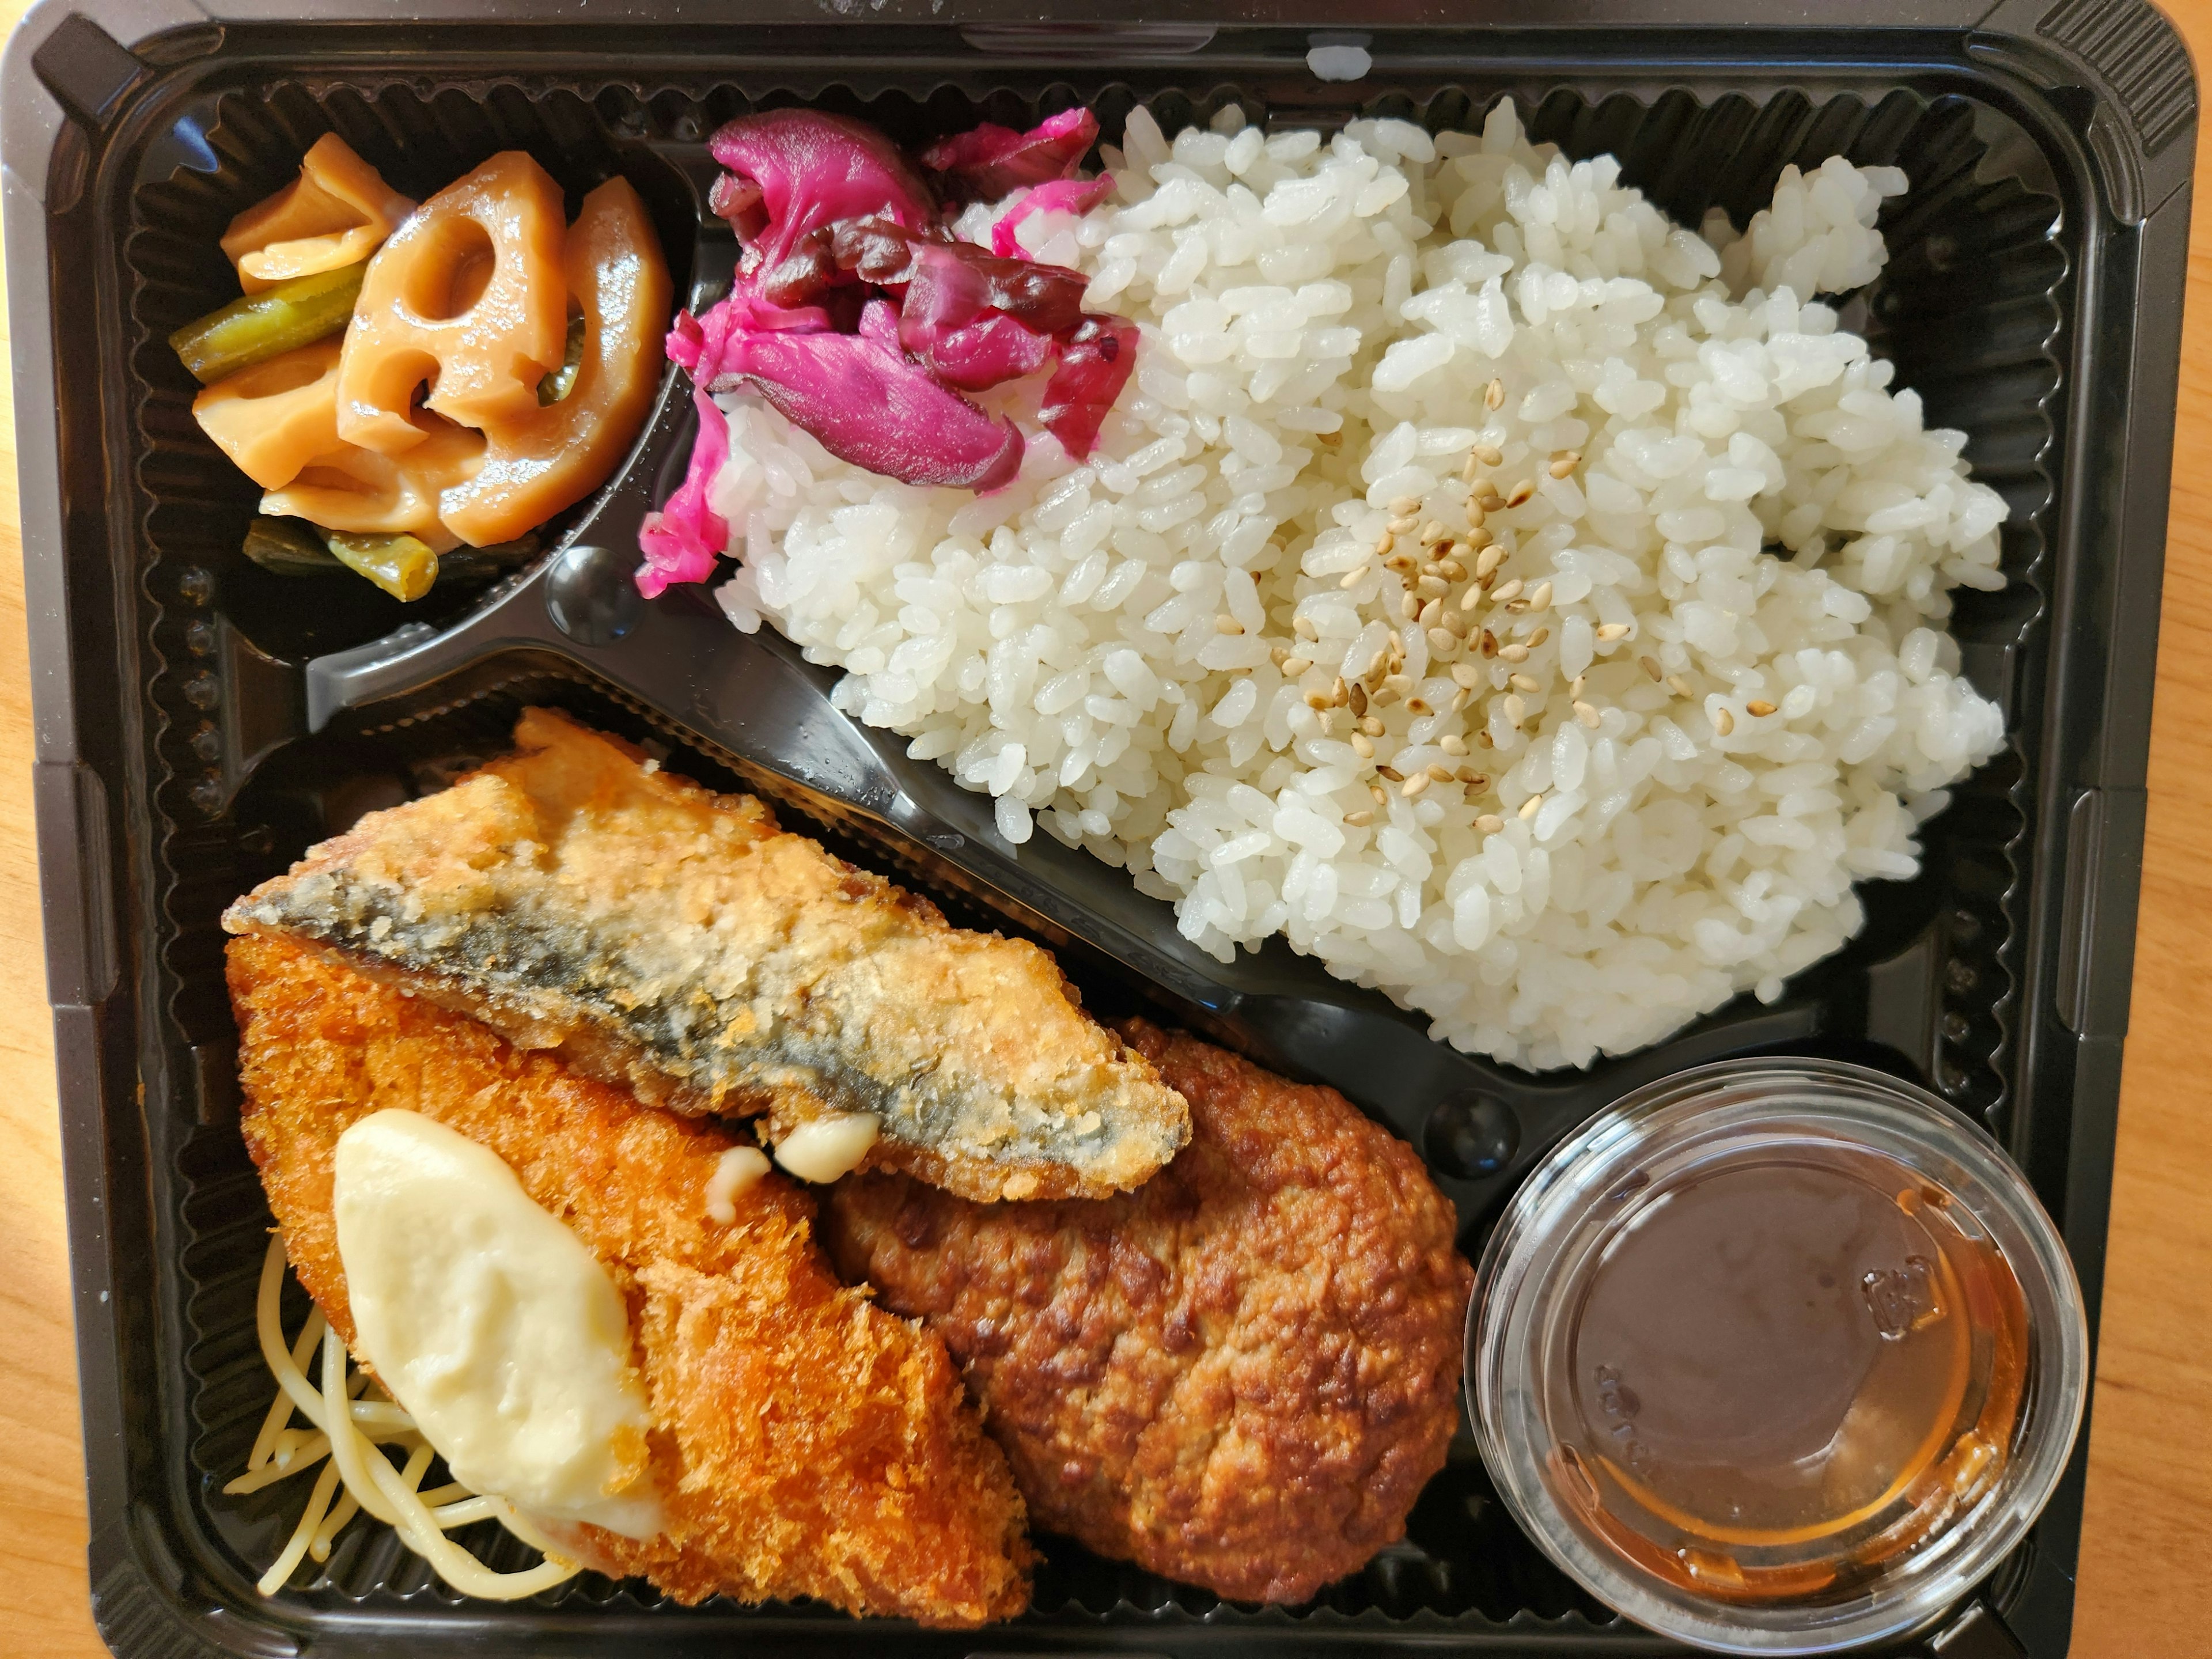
xmin=1 ymin=5 xmax=2191 ymax=1657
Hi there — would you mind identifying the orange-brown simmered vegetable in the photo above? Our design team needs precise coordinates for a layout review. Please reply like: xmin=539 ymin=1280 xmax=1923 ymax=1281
xmin=195 ymin=339 xmax=482 ymax=550
xmin=222 ymin=134 xmax=415 ymax=294
xmin=262 ymin=418 xmax=486 ymax=552
xmin=202 ymin=153 xmax=669 ymax=578
xmin=191 ymin=339 xmax=343 ymax=490
xmin=439 ymin=177 xmax=671 ymax=547
xmin=336 ymin=150 xmax=568 ymax=450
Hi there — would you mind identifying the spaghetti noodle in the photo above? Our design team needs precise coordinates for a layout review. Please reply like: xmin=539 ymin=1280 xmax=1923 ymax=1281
xmin=228 ymin=1234 xmax=585 ymax=1600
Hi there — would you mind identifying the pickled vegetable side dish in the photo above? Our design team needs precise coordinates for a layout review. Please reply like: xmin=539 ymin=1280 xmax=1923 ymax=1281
xmin=174 ymin=135 xmax=671 ymax=601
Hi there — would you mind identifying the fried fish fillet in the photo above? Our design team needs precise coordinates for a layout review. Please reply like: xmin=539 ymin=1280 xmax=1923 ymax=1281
xmin=222 ymin=708 xmax=1187 ymax=1202
xmin=827 ymin=1020 xmax=1472 ymax=1605
xmin=229 ymin=931 xmax=1031 ymax=1626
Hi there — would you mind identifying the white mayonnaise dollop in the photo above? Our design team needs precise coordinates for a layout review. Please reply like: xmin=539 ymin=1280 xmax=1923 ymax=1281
xmin=333 ymin=1109 xmax=661 ymax=1539
xmin=704 ymin=1145 xmax=771 ymax=1224
xmin=772 ymin=1112 xmax=880 ymax=1183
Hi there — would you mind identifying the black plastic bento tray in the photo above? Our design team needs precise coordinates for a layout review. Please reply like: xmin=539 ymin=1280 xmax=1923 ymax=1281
xmin=0 ymin=1 xmax=2190 ymax=1656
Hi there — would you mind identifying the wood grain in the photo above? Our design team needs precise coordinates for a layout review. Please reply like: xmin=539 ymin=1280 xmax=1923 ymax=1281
xmin=0 ymin=7 xmax=2207 ymax=1657
xmin=0 ymin=3 xmax=95 ymax=1643
xmin=2069 ymin=6 xmax=2212 ymax=1650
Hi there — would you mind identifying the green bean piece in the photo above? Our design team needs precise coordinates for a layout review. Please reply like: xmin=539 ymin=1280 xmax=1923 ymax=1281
xmin=472 ymin=531 xmax=543 ymax=565
xmin=240 ymin=515 xmax=344 ymax=576
xmin=324 ymin=531 xmax=438 ymax=603
xmin=242 ymin=516 xmax=540 ymax=596
xmin=170 ymin=262 xmax=368 ymax=385
xmin=538 ymin=311 xmax=588 ymax=405
xmin=435 ymin=532 xmax=543 ymax=585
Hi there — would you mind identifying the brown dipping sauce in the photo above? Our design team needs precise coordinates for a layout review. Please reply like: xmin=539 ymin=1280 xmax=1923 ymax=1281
xmin=1543 ymin=1145 xmax=2029 ymax=1603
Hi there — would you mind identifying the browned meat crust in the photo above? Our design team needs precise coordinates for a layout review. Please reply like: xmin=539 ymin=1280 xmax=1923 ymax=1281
xmin=825 ymin=1018 xmax=1472 ymax=1604
xmin=223 ymin=707 xmax=1188 ymax=1202
xmin=229 ymin=932 xmax=1031 ymax=1627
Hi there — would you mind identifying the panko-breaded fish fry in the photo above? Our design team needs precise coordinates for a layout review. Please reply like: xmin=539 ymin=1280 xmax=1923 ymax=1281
xmin=223 ymin=708 xmax=1187 ymax=1202
xmin=229 ymin=932 xmax=1032 ymax=1626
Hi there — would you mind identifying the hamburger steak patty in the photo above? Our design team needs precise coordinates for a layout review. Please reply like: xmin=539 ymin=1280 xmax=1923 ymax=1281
xmin=825 ymin=1018 xmax=1472 ymax=1604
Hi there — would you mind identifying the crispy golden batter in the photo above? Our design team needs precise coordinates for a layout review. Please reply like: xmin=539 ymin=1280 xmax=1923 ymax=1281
xmin=224 ymin=708 xmax=1186 ymax=1202
xmin=827 ymin=1020 xmax=1472 ymax=1605
xmin=229 ymin=932 xmax=1031 ymax=1627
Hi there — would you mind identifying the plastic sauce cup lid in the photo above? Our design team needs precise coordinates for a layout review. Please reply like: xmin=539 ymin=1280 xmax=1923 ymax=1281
xmin=1467 ymin=1058 xmax=2087 ymax=1655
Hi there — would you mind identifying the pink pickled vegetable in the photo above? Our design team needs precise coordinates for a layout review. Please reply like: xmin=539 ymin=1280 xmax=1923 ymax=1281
xmin=907 ymin=303 xmax=1057 ymax=390
xmin=922 ymin=108 xmax=1098 ymax=199
xmin=827 ymin=215 xmax=1133 ymax=456
xmin=830 ymin=219 xmax=1088 ymax=390
xmin=1040 ymin=313 xmax=1138 ymax=460
xmin=636 ymin=389 xmax=732 ymax=599
xmin=706 ymin=173 xmax=762 ymax=229
xmin=665 ymin=308 xmax=711 ymax=372
xmin=640 ymin=107 xmax=1138 ymax=594
xmin=705 ymin=298 xmax=1022 ymax=491
xmin=668 ymin=284 xmax=834 ymax=390
xmin=990 ymin=176 xmax=1112 ymax=257
xmin=707 ymin=109 xmax=934 ymax=269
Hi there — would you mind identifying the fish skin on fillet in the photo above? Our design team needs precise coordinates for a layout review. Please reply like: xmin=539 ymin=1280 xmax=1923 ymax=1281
xmin=223 ymin=707 xmax=1190 ymax=1203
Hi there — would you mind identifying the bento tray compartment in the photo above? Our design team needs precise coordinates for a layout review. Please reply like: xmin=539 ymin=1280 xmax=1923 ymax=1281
xmin=36 ymin=16 xmax=2144 ymax=1659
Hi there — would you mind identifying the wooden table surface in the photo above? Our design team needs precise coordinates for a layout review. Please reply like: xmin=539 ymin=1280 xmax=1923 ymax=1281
xmin=3 ymin=6 xmax=2211 ymax=1657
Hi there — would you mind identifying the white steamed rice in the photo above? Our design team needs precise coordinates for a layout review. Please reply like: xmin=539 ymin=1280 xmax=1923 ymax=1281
xmin=708 ymin=99 xmax=2009 ymax=1070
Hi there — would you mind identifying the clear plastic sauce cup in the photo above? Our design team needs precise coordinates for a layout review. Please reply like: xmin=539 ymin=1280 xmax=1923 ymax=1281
xmin=1469 ymin=1058 xmax=2088 ymax=1655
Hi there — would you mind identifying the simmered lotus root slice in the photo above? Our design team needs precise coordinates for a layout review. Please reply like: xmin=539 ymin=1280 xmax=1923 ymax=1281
xmin=337 ymin=150 xmax=567 ymax=450
xmin=222 ymin=134 xmax=416 ymax=294
xmin=192 ymin=339 xmax=342 ymax=490
xmin=440 ymin=177 xmax=672 ymax=547
xmin=263 ymin=419 xmax=486 ymax=552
